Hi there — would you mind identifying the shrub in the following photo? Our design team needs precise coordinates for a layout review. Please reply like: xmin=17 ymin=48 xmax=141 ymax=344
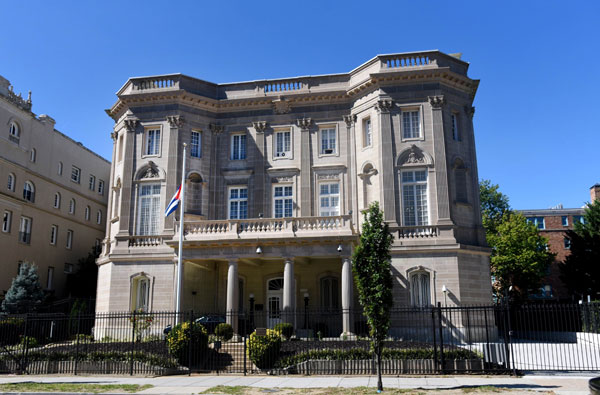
xmin=142 ymin=334 xmax=163 ymax=343
xmin=74 ymin=334 xmax=93 ymax=343
xmin=274 ymin=322 xmax=293 ymax=340
xmin=246 ymin=329 xmax=281 ymax=370
xmin=0 ymin=318 xmax=24 ymax=346
xmin=19 ymin=335 xmax=38 ymax=348
xmin=166 ymin=321 xmax=208 ymax=366
xmin=214 ymin=323 xmax=233 ymax=341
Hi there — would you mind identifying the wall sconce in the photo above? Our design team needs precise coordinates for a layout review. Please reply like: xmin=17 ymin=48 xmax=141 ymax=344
xmin=256 ymin=246 xmax=262 ymax=254
xmin=337 ymin=244 xmax=343 ymax=253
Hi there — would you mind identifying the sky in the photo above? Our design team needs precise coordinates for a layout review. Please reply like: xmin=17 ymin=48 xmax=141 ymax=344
xmin=2 ymin=0 xmax=599 ymax=210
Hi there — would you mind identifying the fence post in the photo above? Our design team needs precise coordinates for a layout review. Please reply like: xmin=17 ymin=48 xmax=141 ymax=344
xmin=437 ymin=302 xmax=444 ymax=374
xmin=243 ymin=314 xmax=247 ymax=376
xmin=188 ymin=310 xmax=193 ymax=376
xmin=431 ymin=307 xmax=438 ymax=372
xmin=21 ymin=313 xmax=29 ymax=375
xmin=130 ymin=310 xmax=136 ymax=376
xmin=74 ymin=311 xmax=81 ymax=375
xmin=505 ymin=299 xmax=516 ymax=375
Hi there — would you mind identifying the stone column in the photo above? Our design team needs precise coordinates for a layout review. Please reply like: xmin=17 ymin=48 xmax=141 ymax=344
xmin=102 ymin=131 xmax=118 ymax=255
xmin=341 ymin=256 xmax=354 ymax=336
xmin=117 ymin=117 xmax=138 ymax=236
xmin=226 ymin=260 xmax=239 ymax=333
xmin=429 ymin=96 xmax=452 ymax=225
xmin=297 ymin=118 xmax=312 ymax=216
xmin=165 ymin=115 xmax=184 ymax=231
xmin=282 ymin=258 xmax=295 ymax=323
xmin=252 ymin=121 xmax=267 ymax=217
xmin=343 ymin=115 xmax=358 ymax=224
xmin=375 ymin=98 xmax=397 ymax=225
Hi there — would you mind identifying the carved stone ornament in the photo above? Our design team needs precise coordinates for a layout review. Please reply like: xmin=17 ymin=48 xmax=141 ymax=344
xmin=253 ymin=121 xmax=268 ymax=133
xmin=272 ymin=176 xmax=293 ymax=183
xmin=296 ymin=117 xmax=312 ymax=130
xmin=317 ymin=173 xmax=340 ymax=181
xmin=464 ymin=105 xmax=475 ymax=118
xmin=166 ymin=115 xmax=184 ymax=128
xmin=124 ymin=118 xmax=139 ymax=132
xmin=343 ymin=114 xmax=357 ymax=127
xmin=272 ymin=97 xmax=291 ymax=114
xmin=358 ymin=167 xmax=378 ymax=180
xmin=142 ymin=161 xmax=160 ymax=179
xmin=209 ymin=123 xmax=225 ymax=134
xmin=406 ymin=145 xmax=425 ymax=164
xmin=375 ymin=99 xmax=393 ymax=113
xmin=428 ymin=95 xmax=446 ymax=109
xmin=110 ymin=131 xmax=118 ymax=141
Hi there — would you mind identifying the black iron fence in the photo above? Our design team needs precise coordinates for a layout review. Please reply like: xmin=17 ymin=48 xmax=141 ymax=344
xmin=1 ymin=303 xmax=598 ymax=376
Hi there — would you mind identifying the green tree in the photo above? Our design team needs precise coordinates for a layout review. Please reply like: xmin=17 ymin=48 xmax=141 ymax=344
xmin=2 ymin=262 xmax=45 ymax=313
xmin=352 ymin=201 xmax=393 ymax=392
xmin=65 ymin=247 xmax=100 ymax=298
xmin=488 ymin=212 xmax=555 ymax=300
xmin=559 ymin=200 xmax=600 ymax=299
xmin=479 ymin=179 xmax=510 ymax=235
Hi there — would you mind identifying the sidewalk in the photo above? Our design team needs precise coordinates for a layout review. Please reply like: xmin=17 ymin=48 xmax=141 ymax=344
xmin=0 ymin=373 xmax=595 ymax=394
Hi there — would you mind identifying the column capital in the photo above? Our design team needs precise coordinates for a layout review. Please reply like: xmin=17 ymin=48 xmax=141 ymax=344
xmin=341 ymin=256 xmax=352 ymax=262
xmin=296 ymin=117 xmax=312 ymax=131
xmin=166 ymin=115 xmax=184 ymax=128
xmin=374 ymin=98 xmax=393 ymax=113
xmin=428 ymin=95 xmax=446 ymax=109
xmin=343 ymin=114 xmax=357 ymax=127
xmin=252 ymin=121 xmax=268 ymax=133
xmin=123 ymin=117 xmax=139 ymax=132
xmin=209 ymin=123 xmax=225 ymax=134
xmin=283 ymin=257 xmax=294 ymax=264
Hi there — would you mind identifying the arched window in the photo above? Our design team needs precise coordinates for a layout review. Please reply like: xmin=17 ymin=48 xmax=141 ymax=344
xmin=136 ymin=184 xmax=160 ymax=235
xmin=320 ymin=276 xmax=340 ymax=310
xmin=9 ymin=121 xmax=20 ymax=143
xmin=30 ymin=148 xmax=36 ymax=163
xmin=23 ymin=181 xmax=35 ymax=202
xmin=69 ymin=199 xmax=76 ymax=214
xmin=7 ymin=173 xmax=15 ymax=191
xmin=410 ymin=271 xmax=431 ymax=307
xmin=96 ymin=209 xmax=102 ymax=224
xmin=53 ymin=192 xmax=61 ymax=209
xmin=131 ymin=275 xmax=151 ymax=312
xmin=85 ymin=206 xmax=90 ymax=221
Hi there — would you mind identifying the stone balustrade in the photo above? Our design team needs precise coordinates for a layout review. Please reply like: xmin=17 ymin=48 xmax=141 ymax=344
xmin=127 ymin=235 xmax=165 ymax=247
xmin=131 ymin=76 xmax=180 ymax=91
xmin=396 ymin=225 xmax=439 ymax=239
xmin=380 ymin=52 xmax=437 ymax=69
xmin=263 ymin=79 xmax=306 ymax=93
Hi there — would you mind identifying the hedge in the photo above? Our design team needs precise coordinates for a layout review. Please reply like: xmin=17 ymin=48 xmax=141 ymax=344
xmin=0 ymin=351 xmax=177 ymax=368
xmin=246 ymin=329 xmax=281 ymax=370
xmin=166 ymin=321 xmax=208 ymax=366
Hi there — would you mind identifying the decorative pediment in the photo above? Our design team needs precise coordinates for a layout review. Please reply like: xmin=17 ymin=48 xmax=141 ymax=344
xmin=135 ymin=161 xmax=165 ymax=180
xmin=397 ymin=145 xmax=433 ymax=167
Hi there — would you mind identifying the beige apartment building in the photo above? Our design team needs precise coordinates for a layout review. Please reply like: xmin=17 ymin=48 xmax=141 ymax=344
xmin=98 ymin=51 xmax=492 ymax=336
xmin=0 ymin=75 xmax=110 ymax=300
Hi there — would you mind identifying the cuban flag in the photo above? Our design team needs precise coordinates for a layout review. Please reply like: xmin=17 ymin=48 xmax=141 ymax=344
xmin=165 ymin=184 xmax=182 ymax=217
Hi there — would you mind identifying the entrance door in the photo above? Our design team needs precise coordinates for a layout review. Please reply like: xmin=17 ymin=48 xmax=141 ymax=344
xmin=266 ymin=278 xmax=284 ymax=328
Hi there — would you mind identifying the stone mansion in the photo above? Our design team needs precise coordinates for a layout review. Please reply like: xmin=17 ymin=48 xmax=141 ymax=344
xmin=97 ymin=50 xmax=492 ymax=335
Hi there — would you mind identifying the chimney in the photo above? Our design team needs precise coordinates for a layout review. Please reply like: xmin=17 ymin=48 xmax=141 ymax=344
xmin=591 ymin=184 xmax=600 ymax=202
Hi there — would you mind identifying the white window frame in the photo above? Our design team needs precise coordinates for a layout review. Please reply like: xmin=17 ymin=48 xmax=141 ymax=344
xmin=362 ymin=118 xmax=372 ymax=147
xmin=71 ymin=166 xmax=81 ymax=183
xmin=136 ymin=184 xmax=161 ymax=235
xmin=69 ymin=199 xmax=76 ymax=215
xmin=319 ymin=126 xmax=337 ymax=156
xmin=527 ymin=217 xmax=545 ymax=230
xmin=190 ymin=131 xmax=201 ymax=158
xmin=274 ymin=129 xmax=292 ymax=159
xmin=3 ymin=210 xmax=12 ymax=233
xmin=401 ymin=169 xmax=429 ymax=226
xmin=98 ymin=180 xmax=104 ymax=195
xmin=273 ymin=185 xmax=293 ymax=218
xmin=9 ymin=121 xmax=20 ymax=143
xmin=50 ymin=225 xmax=58 ymax=245
xmin=144 ymin=127 xmax=161 ymax=156
xmin=410 ymin=271 xmax=431 ymax=307
xmin=19 ymin=216 xmax=32 ymax=244
xmin=132 ymin=275 xmax=151 ymax=312
xmin=230 ymin=133 xmax=247 ymax=160
xmin=64 ymin=263 xmax=74 ymax=274
xmin=319 ymin=182 xmax=340 ymax=217
xmin=96 ymin=209 xmax=103 ymax=225
xmin=53 ymin=192 xmax=61 ymax=209
xmin=23 ymin=181 xmax=35 ymax=202
xmin=401 ymin=107 xmax=423 ymax=140
xmin=228 ymin=186 xmax=248 ymax=220
xmin=66 ymin=229 xmax=73 ymax=249
xmin=7 ymin=173 xmax=15 ymax=191
xmin=89 ymin=175 xmax=96 ymax=191
xmin=561 ymin=216 xmax=569 ymax=227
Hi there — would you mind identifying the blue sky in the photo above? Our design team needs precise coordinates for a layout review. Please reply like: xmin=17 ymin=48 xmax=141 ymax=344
xmin=2 ymin=1 xmax=598 ymax=209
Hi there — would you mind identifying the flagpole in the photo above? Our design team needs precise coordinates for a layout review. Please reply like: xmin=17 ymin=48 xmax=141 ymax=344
xmin=175 ymin=143 xmax=187 ymax=324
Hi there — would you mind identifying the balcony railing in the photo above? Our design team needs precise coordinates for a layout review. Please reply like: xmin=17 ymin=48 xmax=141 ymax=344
xmin=131 ymin=76 xmax=180 ymax=92
xmin=396 ymin=226 xmax=439 ymax=239
xmin=127 ymin=235 xmax=165 ymax=247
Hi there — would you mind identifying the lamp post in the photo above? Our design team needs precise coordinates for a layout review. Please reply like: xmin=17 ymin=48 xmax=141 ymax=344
xmin=303 ymin=292 xmax=309 ymax=330
xmin=442 ymin=285 xmax=448 ymax=307
xmin=249 ymin=293 xmax=255 ymax=327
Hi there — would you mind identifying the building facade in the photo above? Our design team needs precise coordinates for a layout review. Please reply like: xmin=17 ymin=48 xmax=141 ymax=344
xmin=98 ymin=51 xmax=492 ymax=335
xmin=0 ymin=75 xmax=110 ymax=300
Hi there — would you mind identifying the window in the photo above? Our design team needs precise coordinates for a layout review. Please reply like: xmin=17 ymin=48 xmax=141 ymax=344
xmin=85 ymin=206 xmax=90 ymax=221
xmin=19 ymin=216 xmax=32 ymax=244
xmin=66 ymin=229 xmax=73 ymax=249
xmin=89 ymin=175 xmax=96 ymax=190
xmin=320 ymin=277 xmax=340 ymax=310
xmin=23 ymin=181 xmax=35 ymax=202
xmin=118 ymin=134 xmax=124 ymax=162
xmin=98 ymin=180 xmax=104 ymax=195
xmin=363 ymin=118 xmax=372 ymax=147
xmin=64 ymin=263 xmax=74 ymax=274
xmin=58 ymin=162 xmax=63 ymax=175
xmin=3 ymin=210 xmax=12 ymax=233
xmin=47 ymin=267 xmax=54 ymax=290
xmin=137 ymin=184 xmax=161 ymax=235
xmin=228 ymin=187 xmax=248 ymax=219
xmin=7 ymin=173 xmax=15 ymax=191
xmin=319 ymin=183 xmax=340 ymax=216
xmin=9 ymin=121 xmax=19 ymax=143
xmin=191 ymin=131 xmax=201 ymax=158
xmin=145 ymin=128 xmax=161 ymax=156
xmin=50 ymin=225 xmax=58 ymax=245
xmin=95 ymin=238 xmax=102 ymax=254
xmin=274 ymin=185 xmax=293 ymax=218
xmin=454 ymin=161 xmax=468 ymax=203
xmin=320 ymin=128 xmax=336 ymax=155
xmin=71 ymin=166 xmax=81 ymax=183
xmin=132 ymin=275 xmax=150 ymax=311
xmin=562 ymin=216 xmax=569 ymax=227
xmin=402 ymin=170 xmax=429 ymax=226
xmin=410 ymin=272 xmax=431 ymax=307
xmin=402 ymin=110 xmax=421 ymax=139
xmin=53 ymin=193 xmax=61 ymax=209
xmin=96 ymin=209 xmax=102 ymax=225
xmin=573 ymin=215 xmax=585 ymax=224
xmin=69 ymin=199 xmax=76 ymax=214
xmin=275 ymin=130 xmax=291 ymax=158
xmin=451 ymin=113 xmax=460 ymax=141
xmin=231 ymin=134 xmax=247 ymax=160
xmin=30 ymin=148 xmax=36 ymax=163
xmin=564 ymin=237 xmax=571 ymax=249
xmin=527 ymin=217 xmax=545 ymax=229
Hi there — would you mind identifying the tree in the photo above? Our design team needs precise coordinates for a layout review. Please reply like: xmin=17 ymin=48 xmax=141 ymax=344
xmin=352 ymin=201 xmax=393 ymax=392
xmin=2 ymin=262 xmax=45 ymax=313
xmin=559 ymin=200 xmax=600 ymax=299
xmin=479 ymin=179 xmax=510 ymax=235
xmin=65 ymin=247 xmax=100 ymax=298
xmin=487 ymin=212 xmax=555 ymax=300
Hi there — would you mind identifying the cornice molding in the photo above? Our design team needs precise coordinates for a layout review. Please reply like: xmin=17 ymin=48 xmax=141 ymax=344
xmin=428 ymin=95 xmax=445 ymax=109
xmin=166 ymin=115 xmax=184 ymax=128
xmin=296 ymin=117 xmax=312 ymax=130
xmin=252 ymin=121 xmax=268 ymax=133
xmin=343 ymin=114 xmax=357 ymax=127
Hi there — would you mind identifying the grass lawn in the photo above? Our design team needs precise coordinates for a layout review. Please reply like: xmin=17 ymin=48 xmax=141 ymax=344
xmin=201 ymin=386 xmax=540 ymax=394
xmin=0 ymin=382 xmax=153 ymax=393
